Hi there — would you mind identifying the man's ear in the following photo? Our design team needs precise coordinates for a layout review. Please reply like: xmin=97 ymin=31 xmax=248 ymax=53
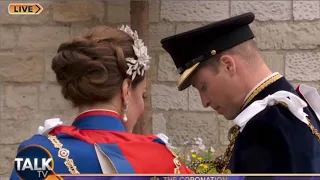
xmin=220 ymin=55 xmax=236 ymax=76
xmin=121 ymin=78 xmax=132 ymax=102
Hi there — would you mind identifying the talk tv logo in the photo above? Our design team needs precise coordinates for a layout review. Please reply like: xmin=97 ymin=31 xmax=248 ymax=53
xmin=14 ymin=144 xmax=61 ymax=179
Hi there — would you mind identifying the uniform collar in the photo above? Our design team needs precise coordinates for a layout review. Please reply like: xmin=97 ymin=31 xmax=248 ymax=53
xmin=71 ymin=109 xmax=126 ymax=132
xmin=242 ymin=72 xmax=280 ymax=106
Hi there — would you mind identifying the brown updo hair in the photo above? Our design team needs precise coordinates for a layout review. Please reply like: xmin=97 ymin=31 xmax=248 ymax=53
xmin=51 ymin=26 xmax=146 ymax=107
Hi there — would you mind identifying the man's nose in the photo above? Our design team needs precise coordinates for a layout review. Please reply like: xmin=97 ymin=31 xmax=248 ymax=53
xmin=200 ymin=95 xmax=210 ymax=108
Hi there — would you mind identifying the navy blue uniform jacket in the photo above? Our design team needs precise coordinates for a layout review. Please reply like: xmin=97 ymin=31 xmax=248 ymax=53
xmin=228 ymin=76 xmax=320 ymax=173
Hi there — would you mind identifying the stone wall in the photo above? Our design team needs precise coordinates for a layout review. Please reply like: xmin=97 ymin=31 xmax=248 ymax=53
xmin=0 ymin=0 xmax=320 ymax=178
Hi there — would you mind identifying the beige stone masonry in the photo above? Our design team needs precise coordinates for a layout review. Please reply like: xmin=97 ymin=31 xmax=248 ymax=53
xmin=0 ymin=1 xmax=320 ymax=178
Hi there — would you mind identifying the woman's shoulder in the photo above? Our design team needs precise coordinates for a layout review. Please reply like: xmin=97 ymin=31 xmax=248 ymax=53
xmin=16 ymin=118 xmax=64 ymax=152
xmin=113 ymin=132 xmax=179 ymax=158
xmin=16 ymin=134 xmax=52 ymax=152
xmin=116 ymin=132 xmax=171 ymax=146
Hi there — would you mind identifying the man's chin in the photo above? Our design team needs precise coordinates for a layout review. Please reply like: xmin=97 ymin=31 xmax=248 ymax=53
xmin=214 ymin=108 xmax=237 ymax=120
xmin=221 ymin=113 xmax=236 ymax=120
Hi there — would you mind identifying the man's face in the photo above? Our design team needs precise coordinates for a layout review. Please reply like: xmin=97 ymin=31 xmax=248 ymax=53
xmin=190 ymin=61 xmax=242 ymax=120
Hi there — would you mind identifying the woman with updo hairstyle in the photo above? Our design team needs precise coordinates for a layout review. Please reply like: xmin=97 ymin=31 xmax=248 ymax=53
xmin=10 ymin=25 xmax=193 ymax=178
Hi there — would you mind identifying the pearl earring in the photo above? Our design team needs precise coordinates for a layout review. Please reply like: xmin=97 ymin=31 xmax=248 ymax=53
xmin=123 ymin=101 xmax=128 ymax=122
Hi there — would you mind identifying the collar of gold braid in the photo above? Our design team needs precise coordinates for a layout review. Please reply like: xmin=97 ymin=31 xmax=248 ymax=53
xmin=241 ymin=74 xmax=283 ymax=110
xmin=188 ymin=73 xmax=283 ymax=174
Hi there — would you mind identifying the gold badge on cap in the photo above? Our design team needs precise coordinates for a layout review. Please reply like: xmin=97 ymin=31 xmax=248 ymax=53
xmin=211 ymin=49 xmax=216 ymax=55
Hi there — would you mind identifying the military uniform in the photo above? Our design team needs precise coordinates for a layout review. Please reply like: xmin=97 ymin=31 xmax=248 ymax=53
xmin=160 ymin=12 xmax=320 ymax=173
xmin=228 ymin=73 xmax=320 ymax=173
xmin=10 ymin=110 xmax=193 ymax=179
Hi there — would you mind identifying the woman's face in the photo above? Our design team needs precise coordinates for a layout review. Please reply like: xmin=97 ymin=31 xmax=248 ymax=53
xmin=125 ymin=78 xmax=147 ymax=132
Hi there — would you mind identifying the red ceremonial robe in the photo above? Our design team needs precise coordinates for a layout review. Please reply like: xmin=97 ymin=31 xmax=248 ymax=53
xmin=10 ymin=110 xmax=193 ymax=178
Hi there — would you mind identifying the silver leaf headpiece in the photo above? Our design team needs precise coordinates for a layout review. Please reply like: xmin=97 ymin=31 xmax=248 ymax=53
xmin=118 ymin=25 xmax=151 ymax=81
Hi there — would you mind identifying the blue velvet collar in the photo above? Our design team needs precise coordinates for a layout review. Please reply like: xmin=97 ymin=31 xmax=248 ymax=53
xmin=71 ymin=110 xmax=126 ymax=132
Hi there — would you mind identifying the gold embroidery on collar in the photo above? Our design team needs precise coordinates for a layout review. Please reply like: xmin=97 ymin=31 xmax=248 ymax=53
xmin=242 ymin=74 xmax=282 ymax=110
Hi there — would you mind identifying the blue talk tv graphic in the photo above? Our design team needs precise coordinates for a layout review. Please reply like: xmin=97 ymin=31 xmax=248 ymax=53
xmin=14 ymin=144 xmax=55 ymax=179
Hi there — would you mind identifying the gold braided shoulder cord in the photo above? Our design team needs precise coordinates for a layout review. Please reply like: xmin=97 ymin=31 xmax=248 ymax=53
xmin=47 ymin=134 xmax=80 ymax=175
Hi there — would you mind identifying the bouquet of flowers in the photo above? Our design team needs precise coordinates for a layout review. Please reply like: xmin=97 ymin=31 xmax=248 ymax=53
xmin=175 ymin=137 xmax=218 ymax=174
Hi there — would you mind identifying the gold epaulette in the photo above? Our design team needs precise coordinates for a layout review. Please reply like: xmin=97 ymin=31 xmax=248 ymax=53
xmin=47 ymin=134 xmax=80 ymax=174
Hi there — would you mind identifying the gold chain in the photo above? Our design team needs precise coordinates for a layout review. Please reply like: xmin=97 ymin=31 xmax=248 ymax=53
xmin=281 ymin=103 xmax=320 ymax=142
xmin=47 ymin=134 xmax=80 ymax=174
xmin=168 ymin=148 xmax=181 ymax=174
xmin=221 ymin=125 xmax=239 ymax=173
xmin=173 ymin=157 xmax=181 ymax=174
xmin=308 ymin=118 xmax=320 ymax=140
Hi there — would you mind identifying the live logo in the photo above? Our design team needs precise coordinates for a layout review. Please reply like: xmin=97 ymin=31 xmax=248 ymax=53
xmin=14 ymin=5 xmax=33 ymax=13
xmin=8 ymin=3 xmax=43 ymax=15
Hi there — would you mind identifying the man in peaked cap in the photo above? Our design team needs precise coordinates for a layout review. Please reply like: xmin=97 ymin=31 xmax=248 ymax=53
xmin=161 ymin=12 xmax=320 ymax=174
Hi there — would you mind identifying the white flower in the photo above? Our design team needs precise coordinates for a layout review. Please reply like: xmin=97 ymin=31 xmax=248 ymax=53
xmin=186 ymin=154 xmax=191 ymax=162
xmin=210 ymin=147 xmax=216 ymax=153
xmin=199 ymin=144 xmax=206 ymax=151
xmin=119 ymin=25 xmax=151 ymax=81
xmin=190 ymin=149 xmax=197 ymax=153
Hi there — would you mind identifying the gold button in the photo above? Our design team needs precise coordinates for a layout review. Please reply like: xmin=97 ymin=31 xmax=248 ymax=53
xmin=211 ymin=50 xmax=216 ymax=55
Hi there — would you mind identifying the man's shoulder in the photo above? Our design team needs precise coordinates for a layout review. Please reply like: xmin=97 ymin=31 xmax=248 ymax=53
xmin=250 ymin=103 xmax=307 ymax=129
xmin=241 ymin=105 xmax=289 ymax=139
xmin=235 ymin=103 xmax=320 ymax=173
xmin=243 ymin=103 xmax=318 ymax=145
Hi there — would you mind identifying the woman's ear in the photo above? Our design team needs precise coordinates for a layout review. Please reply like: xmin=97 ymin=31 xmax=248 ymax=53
xmin=121 ymin=78 xmax=132 ymax=102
